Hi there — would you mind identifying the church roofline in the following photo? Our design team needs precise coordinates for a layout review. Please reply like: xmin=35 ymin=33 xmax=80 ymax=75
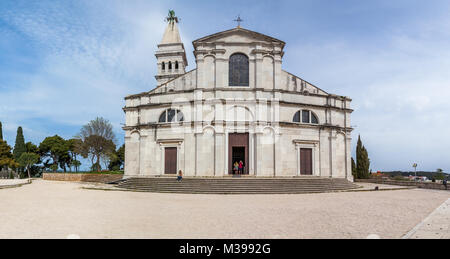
xmin=282 ymin=70 xmax=329 ymax=95
xmin=124 ymin=69 xmax=197 ymax=100
xmin=192 ymin=27 xmax=286 ymax=48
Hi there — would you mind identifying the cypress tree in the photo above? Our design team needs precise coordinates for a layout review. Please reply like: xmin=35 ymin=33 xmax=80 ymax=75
xmin=13 ymin=126 xmax=26 ymax=161
xmin=361 ymin=146 xmax=370 ymax=179
xmin=356 ymin=135 xmax=363 ymax=179
xmin=356 ymin=135 xmax=371 ymax=179
xmin=351 ymin=157 xmax=356 ymax=179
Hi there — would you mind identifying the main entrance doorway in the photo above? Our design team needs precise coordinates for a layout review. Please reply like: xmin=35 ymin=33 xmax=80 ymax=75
xmin=228 ymin=133 xmax=249 ymax=175
xmin=164 ymin=147 xmax=177 ymax=174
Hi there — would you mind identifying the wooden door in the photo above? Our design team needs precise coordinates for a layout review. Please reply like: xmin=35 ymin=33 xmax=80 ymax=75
xmin=300 ymin=148 xmax=312 ymax=175
xmin=165 ymin=147 xmax=177 ymax=174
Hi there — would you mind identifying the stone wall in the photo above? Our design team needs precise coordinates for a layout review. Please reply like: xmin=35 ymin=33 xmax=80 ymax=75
xmin=43 ymin=173 xmax=123 ymax=183
xmin=0 ymin=170 xmax=16 ymax=179
xmin=355 ymin=179 xmax=449 ymax=191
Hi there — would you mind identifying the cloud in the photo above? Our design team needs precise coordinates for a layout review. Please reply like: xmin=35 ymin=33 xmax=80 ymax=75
xmin=0 ymin=0 xmax=168 ymax=146
xmin=283 ymin=9 xmax=450 ymax=171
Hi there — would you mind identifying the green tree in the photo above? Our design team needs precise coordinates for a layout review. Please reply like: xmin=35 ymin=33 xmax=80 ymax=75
xmin=39 ymin=135 xmax=70 ymax=172
xmin=50 ymin=164 xmax=58 ymax=172
xmin=13 ymin=126 xmax=26 ymax=161
xmin=26 ymin=142 xmax=39 ymax=154
xmin=76 ymin=117 xmax=116 ymax=171
xmin=361 ymin=146 xmax=370 ymax=178
xmin=108 ymin=144 xmax=125 ymax=171
xmin=24 ymin=142 xmax=42 ymax=177
xmin=58 ymin=151 xmax=71 ymax=172
xmin=67 ymin=138 xmax=82 ymax=172
xmin=351 ymin=157 xmax=356 ymax=179
xmin=17 ymin=152 xmax=39 ymax=179
xmin=436 ymin=169 xmax=445 ymax=181
xmin=356 ymin=135 xmax=370 ymax=179
xmin=0 ymin=139 xmax=19 ymax=171
xmin=72 ymin=160 xmax=81 ymax=172
xmin=355 ymin=135 xmax=363 ymax=178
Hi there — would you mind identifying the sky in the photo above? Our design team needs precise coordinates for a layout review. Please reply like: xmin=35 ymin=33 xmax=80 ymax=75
xmin=1 ymin=0 xmax=450 ymax=172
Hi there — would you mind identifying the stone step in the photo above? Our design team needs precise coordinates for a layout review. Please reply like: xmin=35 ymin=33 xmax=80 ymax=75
xmin=119 ymin=179 xmax=356 ymax=183
xmin=119 ymin=180 xmax=354 ymax=184
xmin=116 ymin=177 xmax=358 ymax=194
xmin=116 ymin=188 xmax=349 ymax=194
xmin=118 ymin=185 xmax=355 ymax=189
xmin=121 ymin=186 xmax=354 ymax=189
xmin=120 ymin=189 xmax=355 ymax=193
xmin=118 ymin=182 xmax=355 ymax=186
xmin=118 ymin=186 xmax=348 ymax=191
xmin=119 ymin=180 xmax=355 ymax=184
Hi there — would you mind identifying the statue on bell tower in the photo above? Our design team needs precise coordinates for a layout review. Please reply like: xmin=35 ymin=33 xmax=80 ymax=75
xmin=155 ymin=10 xmax=187 ymax=86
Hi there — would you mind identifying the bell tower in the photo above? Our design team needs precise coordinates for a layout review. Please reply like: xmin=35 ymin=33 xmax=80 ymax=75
xmin=155 ymin=10 xmax=188 ymax=86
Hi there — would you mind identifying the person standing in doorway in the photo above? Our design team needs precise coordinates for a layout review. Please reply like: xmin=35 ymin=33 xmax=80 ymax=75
xmin=177 ymin=170 xmax=183 ymax=182
xmin=234 ymin=161 xmax=239 ymax=175
xmin=239 ymin=160 xmax=243 ymax=175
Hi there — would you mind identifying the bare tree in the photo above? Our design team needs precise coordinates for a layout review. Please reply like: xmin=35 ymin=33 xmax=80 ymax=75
xmin=76 ymin=117 xmax=116 ymax=172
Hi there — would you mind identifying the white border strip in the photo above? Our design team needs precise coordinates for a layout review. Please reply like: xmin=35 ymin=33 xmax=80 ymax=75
xmin=402 ymin=198 xmax=450 ymax=239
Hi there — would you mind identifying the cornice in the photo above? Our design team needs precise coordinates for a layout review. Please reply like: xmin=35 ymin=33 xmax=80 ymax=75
xmin=122 ymin=99 xmax=354 ymax=113
xmin=122 ymin=121 xmax=353 ymax=132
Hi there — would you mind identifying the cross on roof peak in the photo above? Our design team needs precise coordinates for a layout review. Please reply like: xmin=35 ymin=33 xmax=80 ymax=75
xmin=234 ymin=15 xmax=243 ymax=28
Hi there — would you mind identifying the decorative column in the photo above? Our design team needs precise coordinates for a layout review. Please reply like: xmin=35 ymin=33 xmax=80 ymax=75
xmin=273 ymin=133 xmax=279 ymax=177
xmin=328 ymin=129 xmax=336 ymax=178
xmin=159 ymin=143 xmax=164 ymax=176
xmin=249 ymin=132 xmax=255 ymax=175
xmin=296 ymin=144 xmax=300 ymax=176
xmin=254 ymin=131 xmax=262 ymax=176
xmin=254 ymin=44 xmax=263 ymax=88
xmin=224 ymin=131 xmax=229 ymax=175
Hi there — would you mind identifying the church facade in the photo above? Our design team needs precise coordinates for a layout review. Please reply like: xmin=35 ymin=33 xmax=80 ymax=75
xmin=123 ymin=17 xmax=353 ymax=180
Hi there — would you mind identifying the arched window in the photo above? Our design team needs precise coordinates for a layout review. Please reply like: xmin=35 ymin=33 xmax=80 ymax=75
xmin=161 ymin=62 xmax=165 ymax=71
xmin=158 ymin=109 xmax=184 ymax=123
xmin=229 ymin=53 xmax=249 ymax=86
xmin=293 ymin=111 xmax=300 ymax=123
xmin=311 ymin=113 xmax=318 ymax=124
xmin=175 ymin=61 xmax=179 ymax=70
xmin=168 ymin=61 xmax=172 ymax=70
xmin=293 ymin=110 xmax=319 ymax=124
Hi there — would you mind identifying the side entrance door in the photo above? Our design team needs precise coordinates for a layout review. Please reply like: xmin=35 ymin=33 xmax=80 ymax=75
xmin=300 ymin=148 xmax=313 ymax=175
xmin=165 ymin=147 xmax=177 ymax=174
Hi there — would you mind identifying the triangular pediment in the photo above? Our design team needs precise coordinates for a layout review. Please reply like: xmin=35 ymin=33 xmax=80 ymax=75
xmin=193 ymin=27 xmax=285 ymax=47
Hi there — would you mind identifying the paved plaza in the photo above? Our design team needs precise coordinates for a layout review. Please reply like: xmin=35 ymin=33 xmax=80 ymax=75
xmin=403 ymin=197 xmax=450 ymax=239
xmin=0 ymin=179 xmax=30 ymax=188
xmin=0 ymin=180 xmax=448 ymax=239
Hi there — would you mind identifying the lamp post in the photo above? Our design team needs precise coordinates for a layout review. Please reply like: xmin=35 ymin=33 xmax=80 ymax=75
xmin=413 ymin=163 xmax=417 ymax=181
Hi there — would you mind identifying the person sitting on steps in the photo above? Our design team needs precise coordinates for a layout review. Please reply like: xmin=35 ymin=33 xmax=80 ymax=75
xmin=177 ymin=170 xmax=183 ymax=182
